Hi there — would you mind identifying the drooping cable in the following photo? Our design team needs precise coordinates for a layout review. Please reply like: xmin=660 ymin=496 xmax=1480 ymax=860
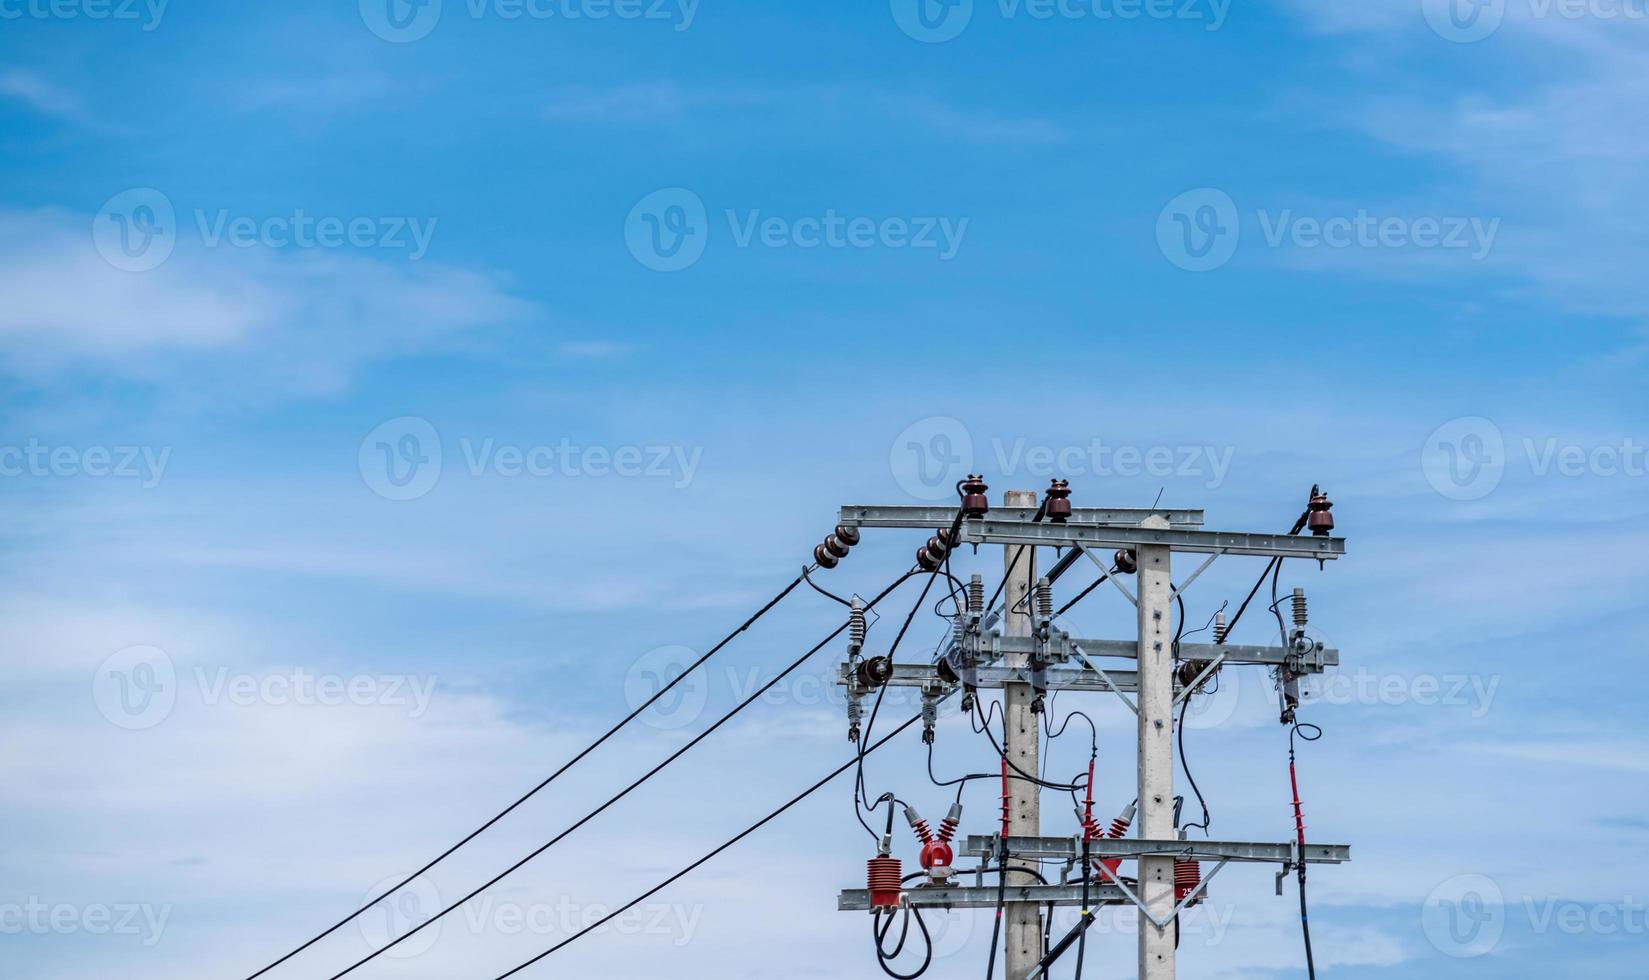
xmin=238 ymin=569 xmax=810 ymax=980
xmin=324 ymin=566 xmax=918 ymax=980
xmin=873 ymin=906 xmax=933 ymax=979
xmin=488 ymin=708 xmax=932 ymax=979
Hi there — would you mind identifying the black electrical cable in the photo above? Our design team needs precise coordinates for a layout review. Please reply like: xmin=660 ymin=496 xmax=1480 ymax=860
xmin=488 ymin=708 xmax=932 ymax=980
xmin=984 ymin=837 xmax=1008 ymax=980
xmin=874 ymin=906 xmax=933 ymax=979
xmin=237 ymin=569 xmax=812 ymax=980
xmin=1177 ymin=697 xmax=1212 ymax=836
xmin=803 ymin=566 xmax=852 ymax=606
xmin=971 ymin=699 xmax=1087 ymax=793
xmin=855 ymin=508 xmax=965 ymax=832
xmin=325 ymin=566 xmax=919 ymax=980
xmin=1054 ymin=566 xmax=1114 ymax=618
xmin=1290 ymin=721 xmax=1324 ymax=980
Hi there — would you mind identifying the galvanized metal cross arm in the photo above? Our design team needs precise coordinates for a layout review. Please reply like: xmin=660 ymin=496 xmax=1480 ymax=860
xmin=836 ymin=505 xmax=1205 ymax=530
xmin=961 ymin=836 xmax=1351 ymax=865
xmin=958 ymin=520 xmax=1345 ymax=560
xmin=839 ymin=661 xmax=1144 ymax=694
xmin=838 ymin=883 xmax=1130 ymax=912
xmin=979 ymin=636 xmax=1339 ymax=670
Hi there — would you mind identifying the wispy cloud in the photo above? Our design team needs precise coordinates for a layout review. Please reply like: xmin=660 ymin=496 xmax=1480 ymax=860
xmin=542 ymin=81 xmax=1068 ymax=144
xmin=0 ymin=210 xmax=535 ymax=402
xmin=0 ymin=67 xmax=83 ymax=121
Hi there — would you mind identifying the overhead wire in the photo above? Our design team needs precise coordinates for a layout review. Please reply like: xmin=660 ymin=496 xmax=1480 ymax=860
xmin=487 ymin=707 xmax=934 ymax=980
xmin=322 ymin=565 xmax=920 ymax=980
xmin=238 ymin=569 xmax=813 ymax=980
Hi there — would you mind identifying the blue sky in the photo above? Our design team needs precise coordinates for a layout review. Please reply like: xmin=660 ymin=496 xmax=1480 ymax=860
xmin=2 ymin=1 xmax=1647 ymax=978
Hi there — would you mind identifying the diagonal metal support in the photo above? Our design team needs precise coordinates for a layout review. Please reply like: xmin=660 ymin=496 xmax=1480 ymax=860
xmin=1083 ymin=547 xmax=1137 ymax=605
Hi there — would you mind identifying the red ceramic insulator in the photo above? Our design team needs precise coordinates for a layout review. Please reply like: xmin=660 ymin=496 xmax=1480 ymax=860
xmin=868 ymin=855 xmax=903 ymax=909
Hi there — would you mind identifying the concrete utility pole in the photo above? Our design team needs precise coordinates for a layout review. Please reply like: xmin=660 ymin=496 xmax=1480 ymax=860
xmin=1134 ymin=524 xmax=1175 ymax=979
xmin=1001 ymin=489 xmax=1041 ymax=980
xmin=832 ymin=496 xmax=1353 ymax=980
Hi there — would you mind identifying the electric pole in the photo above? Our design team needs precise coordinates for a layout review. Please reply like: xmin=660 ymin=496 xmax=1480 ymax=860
xmin=1001 ymin=489 xmax=1041 ymax=980
xmin=1135 ymin=524 xmax=1175 ymax=979
xmin=834 ymin=488 xmax=1350 ymax=980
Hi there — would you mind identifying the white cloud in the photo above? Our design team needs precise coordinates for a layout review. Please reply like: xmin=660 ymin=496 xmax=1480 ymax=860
xmin=0 ymin=209 xmax=535 ymax=400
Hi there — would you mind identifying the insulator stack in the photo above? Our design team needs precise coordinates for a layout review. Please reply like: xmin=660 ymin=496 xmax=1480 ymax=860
xmin=1306 ymin=486 xmax=1334 ymax=536
xmin=1045 ymin=479 xmax=1072 ymax=522
xmin=960 ymin=475 xmax=990 ymax=517
xmin=1113 ymin=549 xmax=1138 ymax=575
xmin=1292 ymin=588 xmax=1308 ymax=629
xmin=1075 ymin=807 xmax=1102 ymax=842
xmin=867 ymin=855 xmax=903 ymax=909
xmin=1175 ymin=857 xmax=1202 ymax=904
xmin=848 ymin=597 xmax=866 ymax=655
xmin=813 ymin=524 xmax=862 ymax=570
xmin=967 ymin=574 xmax=984 ymax=614
xmin=1035 ymin=576 xmax=1053 ymax=620
xmin=917 ymin=526 xmax=959 ymax=572
xmin=1213 ymin=610 xmax=1229 ymax=645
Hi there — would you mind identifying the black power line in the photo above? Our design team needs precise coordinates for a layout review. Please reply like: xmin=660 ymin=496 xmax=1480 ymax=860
xmin=323 ymin=566 xmax=920 ymax=980
xmin=489 ymin=709 xmax=933 ymax=980
xmin=239 ymin=570 xmax=811 ymax=980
